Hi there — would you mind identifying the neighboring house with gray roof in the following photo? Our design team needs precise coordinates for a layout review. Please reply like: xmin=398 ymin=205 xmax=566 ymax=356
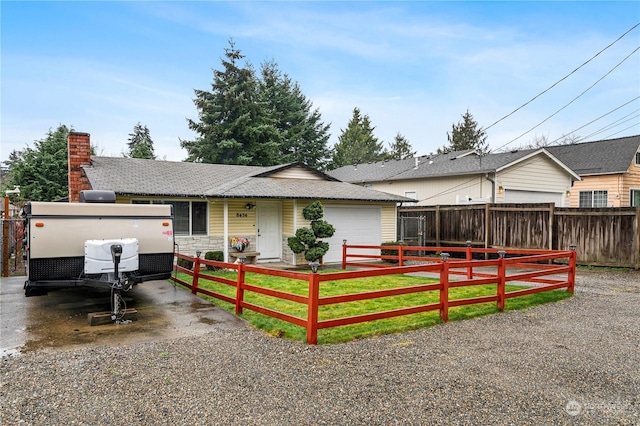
xmin=546 ymin=135 xmax=640 ymax=207
xmin=328 ymin=148 xmax=580 ymax=207
xmin=68 ymin=132 xmax=412 ymax=265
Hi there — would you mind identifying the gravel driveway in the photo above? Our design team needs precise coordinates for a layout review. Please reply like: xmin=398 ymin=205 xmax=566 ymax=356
xmin=1 ymin=269 xmax=638 ymax=425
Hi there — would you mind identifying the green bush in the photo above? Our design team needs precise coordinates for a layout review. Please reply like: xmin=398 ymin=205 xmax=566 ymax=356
xmin=381 ymin=241 xmax=406 ymax=263
xmin=205 ymin=251 xmax=224 ymax=270
xmin=177 ymin=258 xmax=194 ymax=270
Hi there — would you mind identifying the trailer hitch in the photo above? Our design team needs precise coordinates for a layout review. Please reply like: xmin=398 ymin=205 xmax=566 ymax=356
xmin=110 ymin=244 xmax=131 ymax=324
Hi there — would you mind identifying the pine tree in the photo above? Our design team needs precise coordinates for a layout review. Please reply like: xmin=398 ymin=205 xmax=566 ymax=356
xmin=331 ymin=108 xmax=385 ymax=168
xmin=3 ymin=125 xmax=71 ymax=201
xmin=259 ymin=61 xmax=331 ymax=169
xmin=181 ymin=39 xmax=279 ymax=166
xmin=438 ymin=109 xmax=488 ymax=154
xmin=125 ymin=122 xmax=156 ymax=159
xmin=387 ymin=132 xmax=416 ymax=160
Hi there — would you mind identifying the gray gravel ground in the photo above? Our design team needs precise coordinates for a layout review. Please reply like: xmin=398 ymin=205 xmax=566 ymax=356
xmin=1 ymin=268 xmax=638 ymax=425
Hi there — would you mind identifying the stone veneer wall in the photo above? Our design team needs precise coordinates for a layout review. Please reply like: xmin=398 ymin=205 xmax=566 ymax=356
xmin=175 ymin=236 xmax=257 ymax=258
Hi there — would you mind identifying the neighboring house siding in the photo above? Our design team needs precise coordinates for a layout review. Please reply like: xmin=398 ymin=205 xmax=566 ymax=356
xmin=569 ymin=175 xmax=620 ymax=207
xmin=624 ymin=157 xmax=640 ymax=207
xmin=496 ymin=156 xmax=572 ymax=204
xmin=371 ymin=175 xmax=491 ymax=205
xmin=270 ymin=168 xmax=325 ymax=179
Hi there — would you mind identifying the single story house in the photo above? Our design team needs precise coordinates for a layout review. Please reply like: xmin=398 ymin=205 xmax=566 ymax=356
xmin=67 ymin=132 xmax=412 ymax=265
xmin=546 ymin=135 xmax=640 ymax=207
xmin=328 ymin=148 xmax=581 ymax=206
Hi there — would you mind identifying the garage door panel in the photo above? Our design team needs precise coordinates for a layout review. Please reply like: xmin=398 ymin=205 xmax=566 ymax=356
xmin=504 ymin=190 xmax=563 ymax=206
xmin=323 ymin=206 xmax=381 ymax=263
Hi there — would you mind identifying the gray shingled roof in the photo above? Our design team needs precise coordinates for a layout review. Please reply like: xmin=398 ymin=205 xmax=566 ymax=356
xmin=83 ymin=157 xmax=411 ymax=202
xmin=546 ymin=135 xmax=640 ymax=175
xmin=327 ymin=148 xmax=577 ymax=183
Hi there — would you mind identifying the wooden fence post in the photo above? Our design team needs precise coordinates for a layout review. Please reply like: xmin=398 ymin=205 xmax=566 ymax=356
xmin=439 ymin=253 xmax=450 ymax=322
xmin=191 ymin=254 xmax=201 ymax=295
xmin=342 ymin=240 xmax=347 ymax=270
xmin=568 ymin=244 xmax=577 ymax=294
xmin=235 ymin=262 xmax=245 ymax=315
xmin=307 ymin=272 xmax=320 ymax=345
xmin=399 ymin=244 xmax=404 ymax=266
xmin=497 ymin=250 xmax=506 ymax=311
xmin=466 ymin=240 xmax=473 ymax=279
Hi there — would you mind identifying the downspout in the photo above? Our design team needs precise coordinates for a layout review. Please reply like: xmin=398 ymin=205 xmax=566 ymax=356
xmin=223 ymin=199 xmax=229 ymax=262
xmin=485 ymin=172 xmax=497 ymax=203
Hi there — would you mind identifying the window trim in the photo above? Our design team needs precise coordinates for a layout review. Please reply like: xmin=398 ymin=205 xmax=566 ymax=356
xmin=630 ymin=188 xmax=640 ymax=207
xmin=131 ymin=199 xmax=208 ymax=236
xmin=578 ymin=190 xmax=608 ymax=208
xmin=404 ymin=190 xmax=417 ymax=200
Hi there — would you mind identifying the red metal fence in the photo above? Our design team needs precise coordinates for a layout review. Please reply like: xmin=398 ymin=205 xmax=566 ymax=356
xmin=170 ymin=244 xmax=576 ymax=344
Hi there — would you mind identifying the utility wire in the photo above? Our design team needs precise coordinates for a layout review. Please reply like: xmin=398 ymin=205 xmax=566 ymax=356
xmin=546 ymin=97 xmax=640 ymax=145
xmin=579 ymin=115 xmax=640 ymax=141
xmin=493 ymin=45 xmax=640 ymax=152
xmin=485 ymin=22 xmax=640 ymax=133
xmin=598 ymin=123 xmax=640 ymax=140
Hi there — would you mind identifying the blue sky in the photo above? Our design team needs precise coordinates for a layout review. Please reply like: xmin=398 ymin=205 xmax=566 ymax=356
xmin=2 ymin=1 xmax=639 ymax=164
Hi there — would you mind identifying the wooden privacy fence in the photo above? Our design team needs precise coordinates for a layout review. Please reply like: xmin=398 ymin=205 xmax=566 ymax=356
xmin=171 ymin=246 xmax=576 ymax=344
xmin=398 ymin=204 xmax=640 ymax=269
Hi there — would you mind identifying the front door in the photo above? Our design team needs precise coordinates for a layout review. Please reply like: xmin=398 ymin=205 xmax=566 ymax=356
xmin=257 ymin=201 xmax=281 ymax=260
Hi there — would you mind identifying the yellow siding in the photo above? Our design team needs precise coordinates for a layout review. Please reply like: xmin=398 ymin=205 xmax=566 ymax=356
xmin=227 ymin=199 xmax=257 ymax=236
xmin=622 ymin=157 xmax=640 ymax=206
xmin=381 ymin=203 xmax=397 ymax=242
xmin=282 ymin=200 xmax=295 ymax=234
xmin=208 ymin=199 xmax=224 ymax=235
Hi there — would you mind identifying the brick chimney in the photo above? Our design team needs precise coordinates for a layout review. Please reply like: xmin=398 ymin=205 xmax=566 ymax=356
xmin=67 ymin=132 xmax=92 ymax=202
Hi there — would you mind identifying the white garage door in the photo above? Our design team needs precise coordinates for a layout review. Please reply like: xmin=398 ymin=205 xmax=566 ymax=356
xmin=322 ymin=205 xmax=382 ymax=263
xmin=504 ymin=189 xmax=564 ymax=206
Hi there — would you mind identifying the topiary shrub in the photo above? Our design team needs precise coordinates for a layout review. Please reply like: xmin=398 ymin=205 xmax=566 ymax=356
xmin=204 ymin=251 xmax=224 ymax=270
xmin=287 ymin=201 xmax=335 ymax=262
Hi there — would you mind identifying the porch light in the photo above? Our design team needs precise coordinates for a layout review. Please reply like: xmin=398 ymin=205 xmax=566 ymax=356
xmin=309 ymin=261 xmax=320 ymax=273
xmin=498 ymin=186 xmax=504 ymax=194
xmin=245 ymin=203 xmax=256 ymax=210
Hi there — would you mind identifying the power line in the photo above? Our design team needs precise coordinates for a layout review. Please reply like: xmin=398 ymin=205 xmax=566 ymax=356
xmin=493 ymin=45 xmax=640 ymax=152
xmin=546 ymin=96 xmax=640 ymax=145
xmin=579 ymin=114 xmax=640 ymax=141
xmin=484 ymin=22 xmax=640 ymax=132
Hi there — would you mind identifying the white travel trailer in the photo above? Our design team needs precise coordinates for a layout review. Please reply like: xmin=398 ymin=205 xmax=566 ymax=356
xmin=22 ymin=190 xmax=174 ymax=321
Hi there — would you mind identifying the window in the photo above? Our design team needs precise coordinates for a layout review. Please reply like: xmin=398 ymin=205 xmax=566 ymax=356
xmin=636 ymin=152 xmax=640 ymax=166
xmin=404 ymin=191 xmax=417 ymax=200
xmin=631 ymin=189 xmax=640 ymax=207
xmin=132 ymin=199 xmax=207 ymax=236
xmin=579 ymin=190 xmax=608 ymax=207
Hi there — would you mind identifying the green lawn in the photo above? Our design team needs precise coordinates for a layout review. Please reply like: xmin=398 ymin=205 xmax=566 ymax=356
xmin=172 ymin=268 xmax=571 ymax=344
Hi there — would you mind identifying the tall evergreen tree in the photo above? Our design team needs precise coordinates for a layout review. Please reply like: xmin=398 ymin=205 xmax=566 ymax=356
xmin=331 ymin=107 xmax=385 ymax=169
xmin=181 ymin=39 xmax=279 ymax=166
xmin=125 ymin=122 xmax=156 ymax=159
xmin=387 ymin=132 xmax=416 ymax=160
xmin=3 ymin=125 xmax=71 ymax=201
xmin=438 ymin=109 xmax=488 ymax=154
xmin=259 ymin=61 xmax=331 ymax=170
